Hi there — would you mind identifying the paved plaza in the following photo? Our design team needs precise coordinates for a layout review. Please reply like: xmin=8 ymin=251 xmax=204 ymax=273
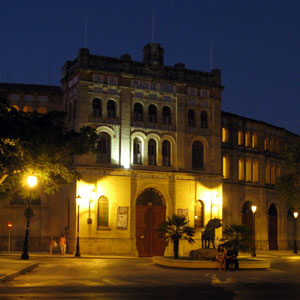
xmin=1 ymin=251 xmax=300 ymax=299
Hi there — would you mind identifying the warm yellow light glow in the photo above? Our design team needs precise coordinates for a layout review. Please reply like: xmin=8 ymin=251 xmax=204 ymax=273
xmin=251 ymin=205 xmax=257 ymax=213
xmin=90 ymin=189 xmax=97 ymax=201
xmin=76 ymin=194 xmax=82 ymax=205
xmin=121 ymin=148 xmax=130 ymax=169
xmin=27 ymin=175 xmax=37 ymax=188
xmin=294 ymin=212 xmax=299 ymax=219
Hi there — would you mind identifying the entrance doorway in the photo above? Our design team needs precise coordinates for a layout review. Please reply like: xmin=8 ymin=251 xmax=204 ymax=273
xmin=136 ymin=188 xmax=166 ymax=257
xmin=242 ymin=201 xmax=254 ymax=245
xmin=268 ymin=204 xmax=278 ymax=250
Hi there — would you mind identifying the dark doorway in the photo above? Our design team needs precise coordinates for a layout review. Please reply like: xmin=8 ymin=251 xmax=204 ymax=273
xmin=136 ymin=188 xmax=166 ymax=257
xmin=268 ymin=204 xmax=278 ymax=250
xmin=242 ymin=201 xmax=254 ymax=232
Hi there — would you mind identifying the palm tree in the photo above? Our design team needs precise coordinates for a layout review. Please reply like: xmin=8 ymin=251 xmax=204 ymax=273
xmin=223 ymin=224 xmax=252 ymax=253
xmin=158 ymin=214 xmax=195 ymax=258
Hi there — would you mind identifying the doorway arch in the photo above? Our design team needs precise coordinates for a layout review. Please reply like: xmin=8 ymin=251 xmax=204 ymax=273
xmin=268 ymin=204 xmax=278 ymax=250
xmin=136 ymin=188 xmax=166 ymax=257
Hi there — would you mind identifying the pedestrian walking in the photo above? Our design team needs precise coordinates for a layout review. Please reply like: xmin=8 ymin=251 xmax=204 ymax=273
xmin=59 ymin=234 xmax=66 ymax=255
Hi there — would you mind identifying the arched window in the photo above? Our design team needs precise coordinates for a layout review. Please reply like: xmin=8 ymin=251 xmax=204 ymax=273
xmin=148 ymin=105 xmax=157 ymax=123
xmin=133 ymin=138 xmax=142 ymax=164
xmin=195 ymin=200 xmax=204 ymax=228
xmin=264 ymin=138 xmax=269 ymax=151
xmin=162 ymin=106 xmax=171 ymax=124
xmin=107 ymin=100 xmax=116 ymax=118
xmin=265 ymin=162 xmax=270 ymax=184
xmin=252 ymin=133 xmax=258 ymax=148
xmin=276 ymin=165 xmax=281 ymax=178
xmin=239 ymin=158 xmax=245 ymax=181
xmin=223 ymin=156 xmax=229 ymax=178
xmin=148 ymin=139 xmax=157 ymax=165
xmin=97 ymin=196 xmax=109 ymax=227
xmin=200 ymin=111 xmax=208 ymax=128
xmin=188 ymin=109 xmax=196 ymax=127
xmin=133 ymin=103 xmax=143 ymax=121
xmin=92 ymin=98 xmax=102 ymax=117
xmin=246 ymin=159 xmax=252 ymax=181
xmin=162 ymin=140 xmax=171 ymax=167
xmin=192 ymin=141 xmax=204 ymax=169
xmin=271 ymin=164 xmax=276 ymax=184
xmin=73 ymin=99 xmax=77 ymax=119
xmin=245 ymin=132 xmax=251 ymax=147
xmin=96 ymin=132 xmax=111 ymax=163
xmin=222 ymin=128 xmax=229 ymax=143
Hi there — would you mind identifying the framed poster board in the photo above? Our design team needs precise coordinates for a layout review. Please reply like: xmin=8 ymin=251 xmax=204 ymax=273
xmin=117 ymin=207 xmax=128 ymax=229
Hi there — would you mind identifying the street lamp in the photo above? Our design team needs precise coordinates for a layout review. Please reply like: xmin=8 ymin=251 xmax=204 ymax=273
xmin=251 ymin=205 xmax=257 ymax=257
xmin=293 ymin=211 xmax=298 ymax=254
xmin=21 ymin=175 xmax=37 ymax=260
xmin=87 ymin=189 xmax=96 ymax=224
xmin=75 ymin=195 xmax=82 ymax=257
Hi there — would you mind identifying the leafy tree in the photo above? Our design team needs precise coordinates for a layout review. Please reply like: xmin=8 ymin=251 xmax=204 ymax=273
xmin=222 ymin=224 xmax=252 ymax=252
xmin=0 ymin=95 xmax=97 ymax=197
xmin=276 ymin=137 xmax=300 ymax=210
xmin=158 ymin=214 xmax=195 ymax=258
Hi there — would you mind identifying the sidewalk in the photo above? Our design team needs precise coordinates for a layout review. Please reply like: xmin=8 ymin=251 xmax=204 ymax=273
xmin=0 ymin=250 xmax=299 ymax=283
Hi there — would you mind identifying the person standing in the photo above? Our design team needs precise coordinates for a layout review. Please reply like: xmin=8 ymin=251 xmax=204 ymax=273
xmin=59 ymin=235 xmax=66 ymax=255
xmin=216 ymin=244 xmax=226 ymax=271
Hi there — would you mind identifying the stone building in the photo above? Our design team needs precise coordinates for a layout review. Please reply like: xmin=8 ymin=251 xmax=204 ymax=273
xmin=0 ymin=44 xmax=297 ymax=256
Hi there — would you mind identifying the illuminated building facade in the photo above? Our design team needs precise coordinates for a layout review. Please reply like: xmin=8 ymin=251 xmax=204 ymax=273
xmin=0 ymin=44 xmax=297 ymax=255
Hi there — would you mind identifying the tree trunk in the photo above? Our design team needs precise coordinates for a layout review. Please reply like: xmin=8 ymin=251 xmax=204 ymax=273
xmin=173 ymin=238 xmax=179 ymax=258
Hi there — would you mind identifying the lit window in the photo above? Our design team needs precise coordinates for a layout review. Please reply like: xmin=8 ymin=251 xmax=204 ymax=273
xmin=265 ymin=162 xmax=270 ymax=184
xmin=107 ymin=100 xmax=116 ymax=118
xmin=37 ymin=107 xmax=47 ymax=114
xmin=148 ymin=139 xmax=157 ymax=165
xmin=275 ymin=140 xmax=280 ymax=153
xmin=23 ymin=105 xmax=33 ymax=113
xmin=162 ymin=140 xmax=171 ymax=167
xmin=222 ymin=128 xmax=229 ymax=143
xmin=194 ymin=200 xmax=204 ymax=228
xmin=192 ymin=141 xmax=204 ymax=169
xmin=133 ymin=138 xmax=142 ymax=164
xmin=239 ymin=158 xmax=245 ymax=181
xmin=222 ymin=156 xmax=229 ymax=179
xmin=96 ymin=133 xmax=111 ymax=163
xmin=245 ymin=132 xmax=251 ymax=147
xmin=264 ymin=138 xmax=269 ymax=151
xmin=271 ymin=164 xmax=276 ymax=184
xmin=246 ymin=159 xmax=252 ymax=181
xmin=252 ymin=133 xmax=258 ymax=148
xmin=133 ymin=103 xmax=143 ymax=121
xmin=92 ymin=98 xmax=102 ymax=117
xmin=97 ymin=196 xmax=109 ymax=227
xmin=238 ymin=130 xmax=244 ymax=145
xmin=276 ymin=166 xmax=281 ymax=178
xmin=188 ymin=109 xmax=196 ymax=127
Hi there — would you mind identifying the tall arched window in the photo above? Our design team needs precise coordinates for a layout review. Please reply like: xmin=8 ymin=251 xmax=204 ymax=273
xmin=192 ymin=141 xmax=204 ymax=169
xmin=245 ymin=132 xmax=251 ymax=147
xmin=162 ymin=106 xmax=171 ymax=124
xmin=222 ymin=128 xmax=229 ymax=143
xmin=238 ymin=130 xmax=243 ymax=145
xmin=97 ymin=196 xmax=109 ymax=227
xmin=200 ymin=111 xmax=208 ymax=128
xmin=253 ymin=161 xmax=259 ymax=182
xmin=264 ymin=138 xmax=269 ymax=151
xmin=252 ymin=133 xmax=258 ymax=148
xmin=96 ymin=132 xmax=111 ymax=163
xmin=148 ymin=105 xmax=157 ymax=123
xmin=246 ymin=159 xmax=252 ymax=181
xmin=265 ymin=162 xmax=270 ymax=184
xmin=188 ymin=109 xmax=196 ymax=127
xmin=133 ymin=103 xmax=143 ymax=121
xmin=195 ymin=200 xmax=204 ymax=228
xmin=239 ymin=158 xmax=245 ymax=180
xmin=162 ymin=140 xmax=171 ymax=167
xmin=133 ymin=138 xmax=142 ymax=164
xmin=107 ymin=100 xmax=116 ymax=118
xmin=92 ymin=98 xmax=102 ymax=117
xmin=271 ymin=164 xmax=276 ymax=184
xmin=148 ymin=139 xmax=157 ymax=165
xmin=223 ymin=156 xmax=229 ymax=178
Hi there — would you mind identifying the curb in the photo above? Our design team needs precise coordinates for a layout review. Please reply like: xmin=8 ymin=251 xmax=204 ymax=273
xmin=0 ymin=262 xmax=39 ymax=283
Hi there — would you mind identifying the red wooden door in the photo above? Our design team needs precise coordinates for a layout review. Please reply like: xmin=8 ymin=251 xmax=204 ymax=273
xmin=136 ymin=206 xmax=166 ymax=257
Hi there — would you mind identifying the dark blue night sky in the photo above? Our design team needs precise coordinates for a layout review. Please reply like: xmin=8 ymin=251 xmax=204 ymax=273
xmin=1 ymin=0 xmax=299 ymax=134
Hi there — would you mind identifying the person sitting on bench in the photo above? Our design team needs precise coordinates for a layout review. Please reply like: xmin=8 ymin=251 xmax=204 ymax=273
xmin=225 ymin=249 xmax=239 ymax=271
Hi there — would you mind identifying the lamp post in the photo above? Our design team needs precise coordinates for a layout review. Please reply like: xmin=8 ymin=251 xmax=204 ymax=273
xmin=21 ymin=175 xmax=37 ymax=260
xmin=293 ymin=211 xmax=298 ymax=254
xmin=75 ymin=195 xmax=82 ymax=257
xmin=251 ymin=205 xmax=257 ymax=257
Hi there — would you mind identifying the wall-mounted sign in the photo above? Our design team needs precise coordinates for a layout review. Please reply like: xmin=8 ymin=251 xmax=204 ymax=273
xmin=117 ymin=207 xmax=128 ymax=229
xmin=131 ymin=80 xmax=176 ymax=94
xmin=177 ymin=209 xmax=189 ymax=221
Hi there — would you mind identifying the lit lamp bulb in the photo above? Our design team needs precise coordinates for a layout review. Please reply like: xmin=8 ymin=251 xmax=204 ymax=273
xmin=294 ymin=212 xmax=299 ymax=219
xmin=251 ymin=205 xmax=257 ymax=214
xmin=27 ymin=176 xmax=37 ymax=188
